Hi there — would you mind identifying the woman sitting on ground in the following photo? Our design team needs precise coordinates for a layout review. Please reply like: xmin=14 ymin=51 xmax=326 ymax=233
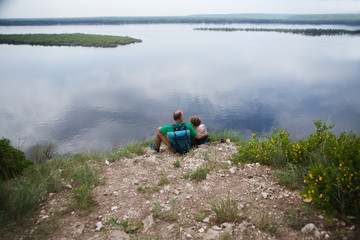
xmin=190 ymin=116 xmax=209 ymax=145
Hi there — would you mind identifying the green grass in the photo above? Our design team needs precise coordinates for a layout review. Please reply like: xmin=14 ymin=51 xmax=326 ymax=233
xmin=273 ymin=163 xmax=307 ymax=190
xmin=209 ymin=192 xmax=243 ymax=224
xmin=257 ymin=210 xmax=281 ymax=236
xmin=183 ymin=165 xmax=210 ymax=181
xmin=209 ymin=129 xmax=249 ymax=144
xmin=0 ymin=33 xmax=142 ymax=48
xmin=0 ymin=139 xmax=152 ymax=238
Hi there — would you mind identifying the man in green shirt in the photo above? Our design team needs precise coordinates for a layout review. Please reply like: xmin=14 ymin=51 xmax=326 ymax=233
xmin=150 ymin=110 xmax=208 ymax=153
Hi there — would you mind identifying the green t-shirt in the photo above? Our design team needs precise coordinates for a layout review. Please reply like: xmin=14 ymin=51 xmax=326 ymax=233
xmin=160 ymin=122 xmax=198 ymax=142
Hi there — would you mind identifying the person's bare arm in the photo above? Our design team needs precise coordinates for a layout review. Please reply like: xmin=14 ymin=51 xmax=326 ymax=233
xmin=194 ymin=132 xmax=208 ymax=139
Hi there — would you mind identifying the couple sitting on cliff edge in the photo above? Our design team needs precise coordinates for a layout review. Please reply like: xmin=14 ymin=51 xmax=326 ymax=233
xmin=150 ymin=110 xmax=209 ymax=154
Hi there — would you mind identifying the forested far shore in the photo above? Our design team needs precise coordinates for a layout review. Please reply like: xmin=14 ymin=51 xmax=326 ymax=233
xmin=1 ymin=13 xmax=360 ymax=26
xmin=0 ymin=33 xmax=142 ymax=48
xmin=194 ymin=27 xmax=360 ymax=36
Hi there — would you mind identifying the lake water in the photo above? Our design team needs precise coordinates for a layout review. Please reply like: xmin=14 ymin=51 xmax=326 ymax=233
xmin=1 ymin=24 xmax=359 ymax=154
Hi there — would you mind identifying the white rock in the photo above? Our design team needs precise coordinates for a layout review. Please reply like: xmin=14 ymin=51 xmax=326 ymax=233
xmin=164 ymin=185 xmax=171 ymax=192
xmin=74 ymin=223 xmax=85 ymax=235
xmin=107 ymin=230 xmax=130 ymax=240
xmin=198 ymin=228 xmax=205 ymax=233
xmin=261 ymin=192 xmax=268 ymax=199
xmin=142 ymin=214 xmax=155 ymax=234
xmin=211 ymin=225 xmax=222 ymax=231
xmin=203 ymin=229 xmax=220 ymax=240
xmin=229 ymin=168 xmax=236 ymax=174
xmin=203 ymin=217 xmax=210 ymax=223
xmin=111 ymin=206 xmax=119 ymax=211
xmin=95 ymin=222 xmax=103 ymax=231
xmin=301 ymin=223 xmax=321 ymax=239
xmin=105 ymin=159 xmax=110 ymax=166
xmin=186 ymin=183 xmax=194 ymax=190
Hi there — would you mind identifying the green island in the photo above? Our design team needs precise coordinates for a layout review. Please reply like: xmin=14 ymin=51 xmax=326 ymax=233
xmin=194 ymin=27 xmax=360 ymax=36
xmin=0 ymin=33 xmax=142 ymax=48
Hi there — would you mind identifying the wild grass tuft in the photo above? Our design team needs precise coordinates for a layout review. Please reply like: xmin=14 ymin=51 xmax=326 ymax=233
xmin=273 ymin=163 xmax=307 ymax=190
xmin=173 ymin=159 xmax=180 ymax=168
xmin=209 ymin=192 xmax=242 ymax=224
xmin=0 ymin=177 xmax=44 ymax=220
xmin=183 ymin=165 xmax=210 ymax=181
xmin=71 ymin=184 xmax=99 ymax=211
xmin=157 ymin=174 xmax=170 ymax=186
xmin=257 ymin=210 xmax=281 ymax=236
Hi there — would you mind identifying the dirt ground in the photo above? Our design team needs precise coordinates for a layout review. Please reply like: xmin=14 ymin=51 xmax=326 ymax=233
xmin=28 ymin=142 xmax=358 ymax=240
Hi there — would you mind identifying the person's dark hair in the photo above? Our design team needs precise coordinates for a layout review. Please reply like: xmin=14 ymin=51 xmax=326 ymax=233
xmin=190 ymin=116 xmax=201 ymax=127
xmin=173 ymin=110 xmax=183 ymax=121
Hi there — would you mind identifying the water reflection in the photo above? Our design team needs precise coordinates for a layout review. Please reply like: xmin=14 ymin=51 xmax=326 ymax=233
xmin=0 ymin=25 xmax=359 ymax=154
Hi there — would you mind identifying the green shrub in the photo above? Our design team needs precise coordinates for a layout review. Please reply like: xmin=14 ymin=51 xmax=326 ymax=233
xmin=0 ymin=176 xmax=44 ymax=220
xmin=28 ymin=142 xmax=57 ymax=163
xmin=0 ymin=138 xmax=33 ymax=181
xmin=231 ymin=120 xmax=360 ymax=218
xmin=71 ymin=184 xmax=98 ymax=211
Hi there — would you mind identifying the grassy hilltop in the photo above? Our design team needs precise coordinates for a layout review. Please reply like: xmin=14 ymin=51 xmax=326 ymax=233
xmin=0 ymin=121 xmax=359 ymax=239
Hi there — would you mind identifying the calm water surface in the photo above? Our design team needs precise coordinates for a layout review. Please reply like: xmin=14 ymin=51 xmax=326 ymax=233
xmin=0 ymin=24 xmax=359 ymax=153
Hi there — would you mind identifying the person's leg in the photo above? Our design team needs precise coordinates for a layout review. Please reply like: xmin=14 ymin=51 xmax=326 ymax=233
xmin=153 ymin=131 xmax=176 ymax=153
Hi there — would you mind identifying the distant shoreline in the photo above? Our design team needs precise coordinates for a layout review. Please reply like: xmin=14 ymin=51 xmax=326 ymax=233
xmin=194 ymin=27 xmax=360 ymax=36
xmin=1 ymin=13 xmax=360 ymax=26
xmin=0 ymin=33 xmax=142 ymax=48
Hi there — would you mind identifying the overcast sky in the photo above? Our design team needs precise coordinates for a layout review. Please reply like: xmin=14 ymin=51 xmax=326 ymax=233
xmin=0 ymin=0 xmax=359 ymax=18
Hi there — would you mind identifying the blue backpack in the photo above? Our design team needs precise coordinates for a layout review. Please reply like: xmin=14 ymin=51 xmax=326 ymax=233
xmin=168 ymin=123 xmax=191 ymax=154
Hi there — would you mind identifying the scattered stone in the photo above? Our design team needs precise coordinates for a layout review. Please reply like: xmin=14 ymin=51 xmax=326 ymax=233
xmin=211 ymin=225 xmax=222 ymax=231
xmin=261 ymin=192 xmax=268 ymax=199
xmin=107 ymin=230 xmax=130 ymax=240
xmin=203 ymin=229 xmax=220 ymax=240
xmin=111 ymin=206 xmax=118 ymax=211
xmin=95 ymin=222 xmax=103 ymax=231
xmin=198 ymin=228 xmax=205 ymax=233
xmin=105 ymin=159 xmax=110 ymax=166
xmin=221 ymin=223 xmax=234 ymax=235
xmin=65 ymin=184 xmax=72 ymax=189
xmin=203 ymin=217 xmax=210 ymax=223
xmin=301 ymin=223 xmax=321 ymax=239
xmin=74 ymin=223 xmax=85 ymax=235
xmin=229 ymin=168 xmax=236 ymax=174
xmin=142 ymin=214 xmax=155 ymax=234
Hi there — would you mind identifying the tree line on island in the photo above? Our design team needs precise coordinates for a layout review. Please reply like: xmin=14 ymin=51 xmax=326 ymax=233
xmin=0 ymin=33 xmax=142 ymax=48
xmin=194 ymin=27 xmax=360 ymax=36
xmin=1 ymin=14 xmax=360 ymax=26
